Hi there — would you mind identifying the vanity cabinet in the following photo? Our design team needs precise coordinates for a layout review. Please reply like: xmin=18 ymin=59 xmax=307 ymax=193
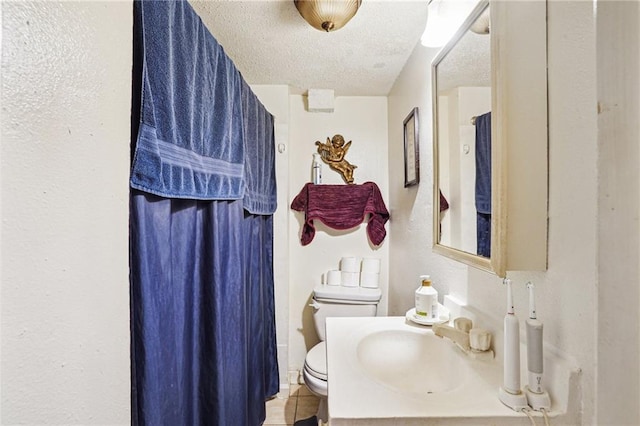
xmin=432 ymin=0 xmax=548 ymax=278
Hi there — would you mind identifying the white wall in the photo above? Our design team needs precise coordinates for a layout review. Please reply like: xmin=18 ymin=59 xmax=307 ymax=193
xmin=595 ymin=0 xmax=640 ymax=423
xmin=1 ymin=2 xmax=132 ymax=424
xmin=287 ymin=96 xmax=390 ymax=375
xmin=388 ymin=1 xmax=639 ymax=424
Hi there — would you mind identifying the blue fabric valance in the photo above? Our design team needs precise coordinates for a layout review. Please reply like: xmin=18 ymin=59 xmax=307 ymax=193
xmin=131 ymin=0 xmax=276 ymax=215
xmin=241 ymin=79 xmax=277 ymax=215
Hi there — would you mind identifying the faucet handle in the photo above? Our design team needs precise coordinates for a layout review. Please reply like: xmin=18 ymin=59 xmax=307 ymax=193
xmin=469 ymin=328 xmax=492 ymax=352
xmin=453 ymin=317 xmax=473 ymax=333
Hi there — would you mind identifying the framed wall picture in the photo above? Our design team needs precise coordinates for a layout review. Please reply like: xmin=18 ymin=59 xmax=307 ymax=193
xmin=403 ymin=107 xmax=420 ymax=187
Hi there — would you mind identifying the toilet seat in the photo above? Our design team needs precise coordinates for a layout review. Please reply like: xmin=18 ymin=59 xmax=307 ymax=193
xmin=303 ymin=342 xmax=327 ymax=381
xmin=303 ymin=366 xmax=328 ymax=398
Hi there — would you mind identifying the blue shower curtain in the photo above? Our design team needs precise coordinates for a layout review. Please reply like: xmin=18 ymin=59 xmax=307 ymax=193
xmin=129 ymin=1 xmax=279 ymax=424
xmin=130 ymin=194 xmax=278 ymax=425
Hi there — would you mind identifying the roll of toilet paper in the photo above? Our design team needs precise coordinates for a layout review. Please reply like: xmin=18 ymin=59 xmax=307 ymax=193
xmin=361 ymin=258 xmax=381 ymax=273
xmin=340 ymin=257 xmax=359 ymax=273
xmin=341 ymin=271 xmax=360 ymax=287
xmin=326 ymin=270 xmax=341 ymax=286
xmin=359 ymin=271 xmax=380 ymax=288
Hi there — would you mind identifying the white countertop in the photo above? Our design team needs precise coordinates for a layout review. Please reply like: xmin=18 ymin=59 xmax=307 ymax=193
xmin=326 ymin=316 xmax=560 ymax=426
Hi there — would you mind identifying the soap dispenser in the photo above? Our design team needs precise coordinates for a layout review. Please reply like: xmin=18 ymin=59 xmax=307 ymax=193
xmin=312 ymin=153 xmax=322 ymax=184
xmin=415 ymin=275 xmax=438 ymax=320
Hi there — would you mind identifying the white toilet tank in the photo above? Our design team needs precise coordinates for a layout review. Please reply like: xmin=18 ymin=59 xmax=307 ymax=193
xmin=311 ymin=284 xmax=382 ymax=341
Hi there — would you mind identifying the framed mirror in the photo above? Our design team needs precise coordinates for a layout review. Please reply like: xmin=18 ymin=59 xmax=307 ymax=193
xmin=432 ymin=1 xmax=493 ymax=272
xmin=432 ymin=0 xmax=548 ymax=277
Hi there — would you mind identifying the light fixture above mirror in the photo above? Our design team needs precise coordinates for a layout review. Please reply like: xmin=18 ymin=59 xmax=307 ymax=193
xmin=421 ymin=0 xmax=477 ymax=48
xmin=294 ymin=0 xmax=361 ymax=32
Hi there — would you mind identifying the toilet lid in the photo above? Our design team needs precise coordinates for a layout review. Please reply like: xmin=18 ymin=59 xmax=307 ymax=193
xmin=304 ymin=342 xmax=327 ymax=381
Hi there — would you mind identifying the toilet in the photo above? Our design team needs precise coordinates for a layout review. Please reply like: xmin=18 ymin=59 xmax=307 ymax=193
xmin=302 ymin=284 xmax=382 ymax=423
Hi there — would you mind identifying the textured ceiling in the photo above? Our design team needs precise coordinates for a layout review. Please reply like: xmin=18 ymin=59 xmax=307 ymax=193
xmin=190 ymin=0 xmax=429 ymax=96
xmin=436 ymin=30 xmax=490 ymax=93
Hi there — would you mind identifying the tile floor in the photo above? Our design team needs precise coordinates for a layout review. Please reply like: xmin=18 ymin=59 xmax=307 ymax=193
xmin=264 ymin=384 xmax=323 ymax=426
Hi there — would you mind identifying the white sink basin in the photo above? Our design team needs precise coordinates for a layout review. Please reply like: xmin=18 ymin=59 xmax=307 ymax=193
xmin=356 ymin=329 xmax=466 ymax=395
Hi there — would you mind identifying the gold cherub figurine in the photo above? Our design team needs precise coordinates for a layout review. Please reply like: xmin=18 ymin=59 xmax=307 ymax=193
xmin=315 ymin=134 xmax=358 ymax=184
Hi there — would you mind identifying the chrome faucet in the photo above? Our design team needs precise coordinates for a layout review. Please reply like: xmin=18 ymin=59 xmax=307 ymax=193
xmin=433 ymin=317 xmax=493 ymax=358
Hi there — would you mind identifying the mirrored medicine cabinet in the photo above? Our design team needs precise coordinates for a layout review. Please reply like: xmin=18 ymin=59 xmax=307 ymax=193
xmin=432 ymin=0 xmax=548 ymax=278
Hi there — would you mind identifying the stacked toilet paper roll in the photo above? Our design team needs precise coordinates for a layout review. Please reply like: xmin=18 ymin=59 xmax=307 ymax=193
xmin=360 ymin=257 xmax=380 ymax=288
xmin=326 ymin=270 xmax=341 ymax=286
xmin=340 ymin=257 xmax=360 ymax=287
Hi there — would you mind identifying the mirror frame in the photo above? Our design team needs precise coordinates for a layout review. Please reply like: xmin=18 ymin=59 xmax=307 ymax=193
xmin=432 ymin=0 xmax=493 ymax=274
xmin=432 ymin=0 xmax=549 ymax=278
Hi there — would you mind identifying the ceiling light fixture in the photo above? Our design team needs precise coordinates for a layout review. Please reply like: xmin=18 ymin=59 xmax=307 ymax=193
xmin=470 ymin=7 xmax=490 ymax=35
xmin=294 ymin=0 xmax=362 ymax=32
